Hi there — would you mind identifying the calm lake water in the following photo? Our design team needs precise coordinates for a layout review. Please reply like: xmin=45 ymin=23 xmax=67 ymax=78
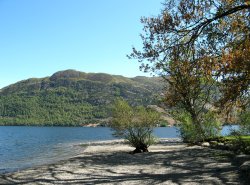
xmin=0 ymin=126 xmax=234 ymax=174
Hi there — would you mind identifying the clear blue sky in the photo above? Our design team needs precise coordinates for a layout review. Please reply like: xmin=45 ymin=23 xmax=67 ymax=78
xmin=0 ymin=0 xmax=163 ymax=88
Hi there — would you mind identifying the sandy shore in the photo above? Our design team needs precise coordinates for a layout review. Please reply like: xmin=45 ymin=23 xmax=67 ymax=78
xmin=0 ymin=139 xmax=245 ymax=185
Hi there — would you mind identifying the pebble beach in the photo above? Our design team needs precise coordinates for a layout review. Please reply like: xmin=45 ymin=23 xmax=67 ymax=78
xmin=0 ymin=139 xmax=246 ymax=185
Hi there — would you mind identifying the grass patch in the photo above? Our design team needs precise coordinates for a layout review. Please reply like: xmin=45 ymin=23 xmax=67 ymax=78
xmin=224 ymin=136 xmax=250 ymax=141
xmin=203 ymin=135 xmax=250 ymax=154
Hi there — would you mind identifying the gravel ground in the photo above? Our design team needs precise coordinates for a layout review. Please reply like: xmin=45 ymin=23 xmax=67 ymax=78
xmin=0 ymin=140 xmax=246 ymax=185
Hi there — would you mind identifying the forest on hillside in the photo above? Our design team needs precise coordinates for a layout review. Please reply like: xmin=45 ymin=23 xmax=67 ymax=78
xmin=0 ymin=70 xmax=163 ymax=126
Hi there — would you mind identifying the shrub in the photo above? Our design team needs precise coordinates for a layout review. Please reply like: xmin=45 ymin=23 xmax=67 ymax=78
xmin=201 ymin=111 xmax=221 ymax=139
xmin=227 ymin=110 xmax=250 ymax=154
xmin=176 ymin=111 xmax=221 ymax=143
xmin=110 ymin=99 xmax=160 ymax=153
xmin=239 ymin=110 xmax=250 ymax=135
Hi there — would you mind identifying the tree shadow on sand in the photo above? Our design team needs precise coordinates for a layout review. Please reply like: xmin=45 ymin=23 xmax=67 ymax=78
xmin=0 ymin=144 xmax=247 ymax=185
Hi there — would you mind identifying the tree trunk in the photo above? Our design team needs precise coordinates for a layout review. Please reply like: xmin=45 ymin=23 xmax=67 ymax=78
xmin=191 ymin=114 xmax=205 ymax=142
xmin=130 ymin=143 xmax=149 ymax=154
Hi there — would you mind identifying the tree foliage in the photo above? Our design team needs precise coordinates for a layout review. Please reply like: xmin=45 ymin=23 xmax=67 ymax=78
xmin=110 ymin=99 xmax=161 ymax=153
xmin=129 ymin=0 xmax=250 ymax=107
xmin=129 ymin=0 xmax=250 ymax=140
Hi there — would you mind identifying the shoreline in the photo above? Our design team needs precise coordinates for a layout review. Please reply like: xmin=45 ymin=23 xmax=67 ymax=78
xmin=1 ymin=138 xmax=182 ymax=175
xmin=78 ymin=138 xmax=182 ymax=146
xmin=0 ymin=139 xmax=245 ymax=185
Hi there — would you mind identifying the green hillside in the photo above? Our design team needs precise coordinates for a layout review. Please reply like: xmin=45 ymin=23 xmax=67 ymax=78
xmin=0 ymin=70 xmax=163 ymax=126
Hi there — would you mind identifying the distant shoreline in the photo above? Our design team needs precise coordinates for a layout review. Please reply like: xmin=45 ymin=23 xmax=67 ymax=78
xmin=0 ymin=123 xmax=237 ymax=127
xmin=78 ymin=138 xmax=182 ymax=146
xmin=0 ymin=124 xmax=176 ymax=128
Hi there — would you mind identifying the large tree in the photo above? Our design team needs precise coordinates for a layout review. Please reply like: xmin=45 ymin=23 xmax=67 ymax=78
xmin=129 ymin=0 xmax=250 ymax=107
xmin=129 ymin=0 xmax=250 ymax=140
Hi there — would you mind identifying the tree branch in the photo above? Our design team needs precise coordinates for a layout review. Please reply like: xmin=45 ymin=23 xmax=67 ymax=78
xmin=189 ymin=4 xmax=250 ymax=43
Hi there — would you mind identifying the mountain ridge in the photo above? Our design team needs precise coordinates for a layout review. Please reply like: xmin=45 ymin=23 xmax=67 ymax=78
xmin=1 ymin=70 xmax=161 ymax=93
xmin=0 ymin=69 xmax=163 ymax=126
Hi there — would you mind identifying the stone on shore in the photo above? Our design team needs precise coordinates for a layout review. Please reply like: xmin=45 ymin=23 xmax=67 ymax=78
xmin=201 ymin=142 xmax=210 ymax=147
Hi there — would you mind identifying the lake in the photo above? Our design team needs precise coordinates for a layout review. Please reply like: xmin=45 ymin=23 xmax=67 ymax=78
xmin=0 ymin=126 xmax=234 ymax=174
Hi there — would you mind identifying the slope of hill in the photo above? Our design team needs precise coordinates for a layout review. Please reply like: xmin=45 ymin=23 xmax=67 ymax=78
xmin=0 ymin=70 xmax=163 ymax=126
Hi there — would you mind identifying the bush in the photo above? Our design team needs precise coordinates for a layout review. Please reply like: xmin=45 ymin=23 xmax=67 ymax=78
xmin=229 ymin=110 xmax=250 ymax=136
xmin=201 ymin=111 xmax=222 ymax=139
xmin=226 ymin=110 xmax=250 ymax=154
xmin=239 ymin=110 xmax=250 ymax=135
xmin=176 ymin=111 xmax=221 ymax=143
xmin=110 ymin=99 xmax=160 ymax=153
xmin=175 ymin=112 xmax=197 ymax=143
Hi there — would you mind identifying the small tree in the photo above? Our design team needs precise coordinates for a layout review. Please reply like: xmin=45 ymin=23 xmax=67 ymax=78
xmin=111 ymin=99 xmax=161 ymax=153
